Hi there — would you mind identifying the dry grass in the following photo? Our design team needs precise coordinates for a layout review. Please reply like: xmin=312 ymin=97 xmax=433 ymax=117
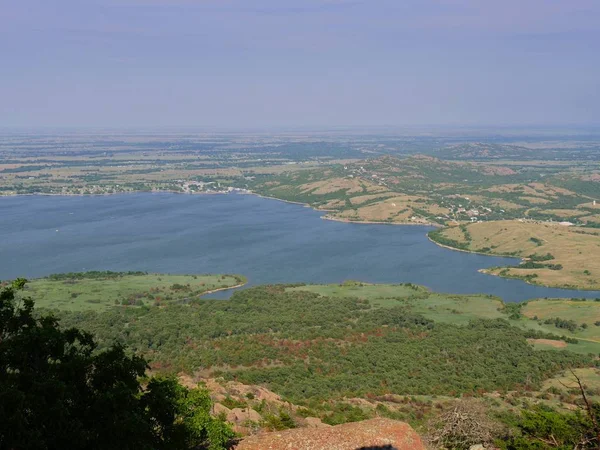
xmin=437 ymin=220 xmax=600 ymax=289
xmin=579 ymin=201 xmax=600 ymax=210
xmin=542 ymin=209 xmax=588 ymax=218
xmin=581 ymin=214 xmax=600 ymax=224
xmin=348 ymin=193 xmax=395 ymax=205
xmin=333 ymin=195 xmax=423 ymax=222
xmin=487 ymin=199 xmax=527 ymax=211
xmin=527 ymin=182 xmax=578 ymax=197
xmin=527 ymin=338 xmax=568 ymax=349
xmin=484 ymin=182 xmax=577 ymax=200
xmin=300 ymin=177 xmax=366 ymax=195
xmin=520 ymin=196 xmax=551 ymax=205
xmin=0 ymin=164 xmax=25 ymax=170
xmin=543 ymin=368 xmax=600 ymax=393
xmin=523 ymin=299 xmax=600 ymax=332
xmin=317 ymin=199 xmax=347 ymax=209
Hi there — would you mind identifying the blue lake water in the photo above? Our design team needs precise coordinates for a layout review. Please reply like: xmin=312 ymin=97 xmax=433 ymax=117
xmin=1 ymin=193 xmax=599 ymax=302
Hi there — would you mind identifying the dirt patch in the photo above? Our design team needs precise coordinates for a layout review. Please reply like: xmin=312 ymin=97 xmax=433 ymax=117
xmin=527 ymin=338 xmax=567 ymax=348
xmin=0 ymin=164 xmax=24 ymax=171
xmin=481 ymin=166 xmax=516 ymax=176
xmin=520 ymin=196 xmax=551 ymax=205
xmin=582 ymin=173 xmax=600 ymax=182
xmin=300 ymin=178 xmax=365 ymax=195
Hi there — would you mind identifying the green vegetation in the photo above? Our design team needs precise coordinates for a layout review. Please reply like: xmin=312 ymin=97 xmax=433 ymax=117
xmin=499 ymin=404 xmax=598 ymax=449
xmin=288 ymin=283 xmax=600 ymax=351
xmin=529 ymin=237 xmax=543 ymax=246
xmin=517 ymin=298 xmax=600 ymax=346
xmin=22 ymin=271 xmax=246 ymax=311
xmin=0 ymin=279 xmax=233 ymax=450
xmin=51 ymin=283 xmax=591 ymax=405
xmin=287 ymin=282 xmax=504 ymax=325
xmin=6 ymin=274 xmax=600 ymax=448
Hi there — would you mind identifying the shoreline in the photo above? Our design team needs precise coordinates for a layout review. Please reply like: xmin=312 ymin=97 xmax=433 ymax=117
xmin=200 ymin=282 xmax=247 ymax=297
xmin=251 ymin=193 xmax=312 ymax=207
xmin=0 ymin=190 xmax=234 ymax=198
xmin=1 ymin=189 xmax=442 ymax=227
xmin=322 ymin=215 xmax=440 ymax=227
xmin=425 ymin=234 xmax=522 ymax=259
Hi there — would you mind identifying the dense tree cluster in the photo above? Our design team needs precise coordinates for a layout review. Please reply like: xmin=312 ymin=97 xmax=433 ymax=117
xmin=46 ymin=271 xmax=148 ymax=280
xmin=54 ymin=286 xmax=590 ymax=404
xmin=0 ymin=280 xmax=233 ymax=450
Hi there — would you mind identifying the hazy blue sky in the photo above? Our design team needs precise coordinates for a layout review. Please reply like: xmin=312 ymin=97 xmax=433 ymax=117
xmin=1 ymin=0 xmax=599 ymax=128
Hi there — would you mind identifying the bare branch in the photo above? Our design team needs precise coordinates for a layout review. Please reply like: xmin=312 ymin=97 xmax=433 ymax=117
xmin=569 ymin=368 xmax=600 ymax=450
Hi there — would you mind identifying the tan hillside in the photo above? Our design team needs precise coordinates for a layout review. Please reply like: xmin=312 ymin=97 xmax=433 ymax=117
xmin=433 ymin=220 xmax=600 ymax=289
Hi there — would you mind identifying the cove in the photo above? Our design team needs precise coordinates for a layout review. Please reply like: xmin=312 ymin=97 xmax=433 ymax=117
xmin=1 ymin=192 xmax=599 ymax=302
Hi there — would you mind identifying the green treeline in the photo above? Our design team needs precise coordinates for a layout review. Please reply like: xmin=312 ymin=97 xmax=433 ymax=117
xmin=46 ymin=270 xmax=148 ymax=280
xmin=428 ymin=229 xmax=470 ymax=250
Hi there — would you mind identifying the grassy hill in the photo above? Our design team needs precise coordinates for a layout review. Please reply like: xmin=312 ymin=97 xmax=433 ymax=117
xmin=429 ymin=220 xmax=600 ymax=290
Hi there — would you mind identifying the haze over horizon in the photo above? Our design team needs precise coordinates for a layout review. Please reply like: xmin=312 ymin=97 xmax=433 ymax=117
xmin=1 ymin=0 xmax=599 ymax=128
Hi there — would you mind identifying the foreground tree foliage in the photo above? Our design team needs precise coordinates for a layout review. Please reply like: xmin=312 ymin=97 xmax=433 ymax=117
xmin=0 ymin=280 xmax=233 ymax=450
xmin=500 ymin=404 xmax=599 ymax=449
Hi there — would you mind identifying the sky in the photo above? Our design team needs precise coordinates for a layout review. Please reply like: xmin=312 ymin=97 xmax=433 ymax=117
xmin=1 ymin=0 xmax=599 ymax=129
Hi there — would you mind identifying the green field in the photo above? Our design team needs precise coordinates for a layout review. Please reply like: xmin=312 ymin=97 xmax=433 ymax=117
xmin=20 ymin=272 xmax=246 ymax=311
xmin=288 ymin=282 xmax=504 ymax=325
xmin=287 ymin=282 xmax=600 ymax=354
xmin=511 ymin=298 xmax=600 ymax=351
xmin=543 ymin=367 xmax=600 ymax=394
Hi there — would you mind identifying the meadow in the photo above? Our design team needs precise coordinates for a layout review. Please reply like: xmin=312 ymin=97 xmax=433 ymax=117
xmin=289 ymin=282 xmax=600 ymax=354
xmin=23 ymin=271 xmax=245 ymax=311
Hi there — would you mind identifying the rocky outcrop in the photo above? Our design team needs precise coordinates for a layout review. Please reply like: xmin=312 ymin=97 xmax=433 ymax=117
xmin=235 ymin=418 xmax=425 ymax=450
xmin=226 ymin=407 xmax=262 ymax=425
xmin=302 ymin=417 xmax=330 ymax=428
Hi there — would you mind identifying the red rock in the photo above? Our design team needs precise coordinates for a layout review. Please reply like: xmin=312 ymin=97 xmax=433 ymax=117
xmin=303 ymin=417 xmax=331 ymax=428
xmin=226 ymin=407 xmax=262 ymax=424
xmin=235 ymin=418 xmax=425 ymax=450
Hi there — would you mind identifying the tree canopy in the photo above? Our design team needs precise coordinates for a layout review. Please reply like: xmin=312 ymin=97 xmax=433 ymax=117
xmin=0 ymin=279 xmax=233 ymax=450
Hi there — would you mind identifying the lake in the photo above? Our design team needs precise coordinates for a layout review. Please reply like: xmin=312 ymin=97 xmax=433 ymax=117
xmin=1 ymin=193 xmax=599 ymax=302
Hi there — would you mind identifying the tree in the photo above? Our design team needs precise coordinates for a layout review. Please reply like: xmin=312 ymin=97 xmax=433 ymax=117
xmin=501 ymin=405 xmax=596 ymax=450
xmin=500 ymin=369 xmax=600 ymax=449
xmin=0 ymin=280 xmax=233 ymax=450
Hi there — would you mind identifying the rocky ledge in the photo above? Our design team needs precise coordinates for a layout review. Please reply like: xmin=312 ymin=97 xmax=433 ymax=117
xmin=234 ymin=418 xmax=425 ymax=450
